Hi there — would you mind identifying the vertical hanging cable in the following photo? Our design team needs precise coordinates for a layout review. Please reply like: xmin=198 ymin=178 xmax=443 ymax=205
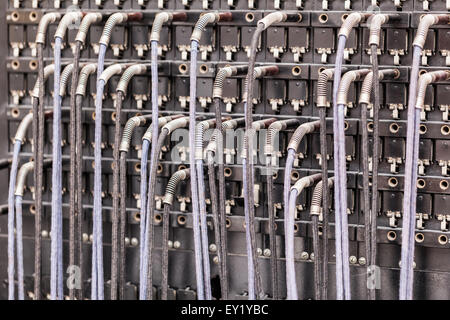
xmin=189 ymin=11 xmax=232 ymax=300
xmin=212 ymin=66 xmax=248 ymax=299
xmin=241 ymin=118 xmax=276 ymax=299
xmin=51 ymin=12 xmax=83 ymax=300
xmin=310 ymin=177 xmax=334 ymax=300
xmin=285 ymin=174 xmax=321 ymax=300
xmin=264 ymin=119 xmax=299 ymax=299
xmin=34 ymin=13 xmax=61 ymax=300
xmin=75 ymin=63 xmax=97 ymax=301
xmin=69 ymin=13 xmax=102 ymax=300
xmin=400 ymin=14 xmax=449 ymax=300
xmin=195 ymin=119 xmax=218 ymax=300
xmin=316 ymin=68 xmax=335 ymax=300
xmin=282 ymin=120 xmax=320 ymax=299
xmin=244 ymin=12 xmax=300 ymax=299
xmin=205 ymin=117 xmax=245 ymax=299
xmin=92 ymin=63 xmax=129 ymax=300
xmin=359 ymin=68 xmax=399 ymax=300
xmin=144 ymin=116 xmax=188 ymax=299
xmin=332 ymin=12 xmax=372 ymax=300
xmin=112 ymin=64 xmax=148 ymax=300
xmin=161 ymin=168 xmax=191 ymax=299
xmin=140 ymin=115 xmax=181 ymax=299
xmin=8 ymin=112 xmax=33 ymax=300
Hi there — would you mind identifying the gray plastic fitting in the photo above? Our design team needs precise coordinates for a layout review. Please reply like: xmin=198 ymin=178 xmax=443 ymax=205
xmin=76 ymin=63 xmax=97 ymax=96
xmin=14 ymin=112 xmax=34 ymax=143
xmin=195 ymin=119 xmax=217 ymax=160
xmin=75 ymin=12 xmax=102 ymax=45
xmin=119 ymin=115 xmax=150 ymax=153
xmin=316 ymin=68 xmax=335 ymax=108
xmin=99 ymin=13 xmax=128 ymax=46
xmin=359 ymin=69 xmax=399 ymax=105
xmin=290 ymin=173 xmax=322 ymax=194
xmin=59 ymin=63 xmax=75 ymax=97
xmin=36 ymin=13 xmax=62 ymax=45
xmin=416 ymin=70 xmax=450 ymax=110
xmin=336 ymin=69 xmax=371 ymax=106
xmin=163 ymin=168 xmax=190 ymax=206
xmin=31 ymin=64 xmax=55 ymax=98
xmin=191 ymin=12 xmax=232 ymax=42
xmin=15 ymin=161 xmax=34 ymax=197
xmin=142 ymin=115 xmax=184 ymax=142
xmin=413 ymin=14 xmax=450 ymax=49
xmin=99 ymin=63 xmax=130 ymax=84
xmin=55 ymin=12 xmax=84 ymax=40
xmin=310 ymin=177 xmax=334 ymax=216
xmin=368 ymin=14 xmax=399 ymax=47
xmin=287 ymin=120 xmax=320 ymax=151
xmin=338 ymin=12 xmax=372 ymax=39
xmin=116 ymin=64 xmax=148 ymax=96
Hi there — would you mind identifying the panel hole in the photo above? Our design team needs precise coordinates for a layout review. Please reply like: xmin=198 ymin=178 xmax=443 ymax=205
xmin=157 ymin=164 xmax=163 ymax=174
xmin=387 ymin=231 xmax=397 ymax=241
xmin=224 ymin=167 xmax=232 ymax=177
xmin=199 ymin=64 xmax=208 ymax=74
xmin=134 ymin=162 xmax=141 ymax=173
xmin=290 ymin=171 xmax=300 ymax=181
xmin=341 ymin=14 xmax=349 ymax=23
xmin=292 ymin=66 xmax=301 ymax=76
xmin=30 ymin=204 xmax=36 ymax=215
xmin=389 ymin=123 xmax=399 ymax=134
xmin=415 ymin=233 xmax=424 ymax=243
xmin=29 ymin=60 xmax=37 ymax=70
xmin=344 ymin=121 xmax=349 ymax=131
xmin=438 ymin=235 xmax=448 ymax=245
xmin=419 ymin=69 xmax=427 ymax=76
xmin=11 ymin=60 xmax=20 ymax=70
xmin=11 ymin=12 xmax=19 ymax=22
xmin=29 ymin=11 xmax=38 ymax=22
xmin=154 ymin=213 xmax=162 ymax=224
xmin=319 ymin=14 xmax=328 ymax=24
xmin=419 ymin=124 xmax=427 ymax=134
xmin=318 ymin=67 xmax=326 ymax=75
xmin=177 ymin=215 xmax=187 ymax=225
xmin=441 ymin=125 xmax=450 ymax=136
xmin=178 ymin=64 xmax=188 ymax=74
xmin=11 ymin=108 xmax=20 ymax=118
xmin=294 ymin=224 xmax=299 ymax=233
xmin=440 ymin=180 xmax=449 ymax=191
xmin=245 ymin=13 xmax=254 ymax=22
xmin=367 ymin=121 xmax=374 ymax=132
xmin=417 ymin=178 xmax=426 ymax=189
xmin=226 ymin=218 xmax=231 ymax=228
xmin=178 ymin=165 xmax=187 ymax=171
xmin=134 ymin=212 xmax=140 ymax=222
xmin=388 ymin=177 xmax=398 ymax=188
xmin=111 ymin=112 xmax=117 ymax=121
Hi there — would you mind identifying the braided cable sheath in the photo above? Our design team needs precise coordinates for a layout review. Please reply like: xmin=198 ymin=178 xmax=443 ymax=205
xmin=188 ymin=40 xmax=206 ymax=300
xmin=317 ymin=68 xmax=334 ymax=299
xmin=75 ymin=94 xmax=85 ymax=300
xmin=206 ymin=152 xmax=226 ymax=299
xmin=243 ymin=23 xmax=265 ymax=298
xmin=7 ymin=140 xmax=21 ymax=300
xmin=69 ymin=40 xmax=81 ymax=301
xmin=161 ymin=168 xmax=190 ymax=299
xmin=146 ymin=128 xmax=169 ymax=299
xmin=14 ymin=195 xmax=24 ymax=300
xmin=34 ymin=44 xmax=45 ymax=300
xmin=50 ymin=37 xmax=63 ymax=300
xmin=119 ymin=151 xmax=127 ymax=300
xmin=111 ymin=90 xmax=125 ymax=300
xmin=139 ymin=139 xmax=149 ymax=299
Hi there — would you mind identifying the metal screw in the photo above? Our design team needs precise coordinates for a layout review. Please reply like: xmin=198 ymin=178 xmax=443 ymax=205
xmin=41 ymin=230 xmax=49 ymax=238
xmin=168 ymin=240 xmax=173 ymax=248
xmin=209 ymin=244 xmax=217 ymax=252
xmin=125 ymin=237 xmax=130 ymax=246
xmin=173 ymin=241 xmax=181 ymax=249
xmin=82 ymin=233 xmax=89 ymax=243
xmin=213 ymin=256 xmax=219 ymax=264
xmin=349 ymin=256 xmax=357 ymax=264
xmin=256 ymin=248 xmax=263 ymax=256
xmin=310 ymin=253 xmax=315 ymax=261
xmin=359 ymin=257 xmax=366 ymax=265
xmin=131 ymin=237 xmax=139 ymax=246
xmin=300 ymin=251 xmax=309 ymax=260
xmin=263 ymin=249 xmax=271 ymax=257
